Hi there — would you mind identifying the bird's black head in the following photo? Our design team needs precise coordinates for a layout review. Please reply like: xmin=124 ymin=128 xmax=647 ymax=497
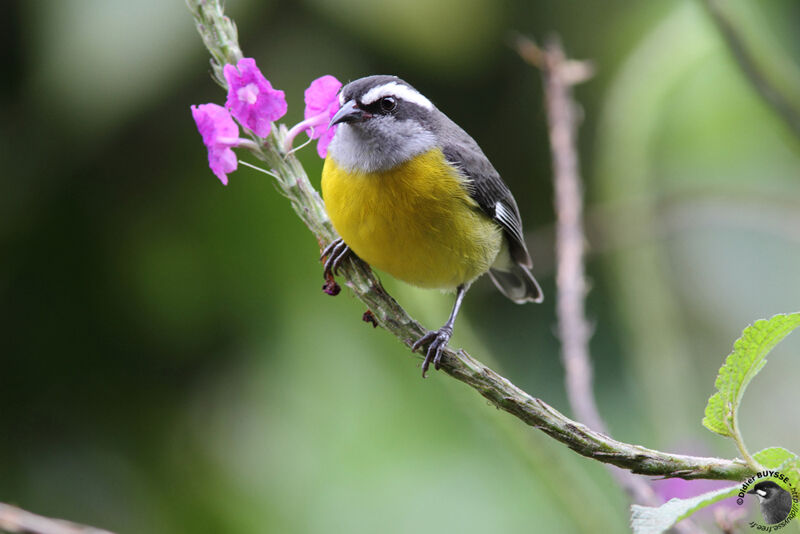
xmin=326 ymin=75 xmax=441 ymax=172
xmin=330 ymin=75 xmax=435 ymax=128
xmin=748 ymin=480 xmax=784 ymax=499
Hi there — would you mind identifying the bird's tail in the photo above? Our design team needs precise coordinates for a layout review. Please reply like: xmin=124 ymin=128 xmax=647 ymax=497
xmin=488 ymin=263 xmax=543 ymax=304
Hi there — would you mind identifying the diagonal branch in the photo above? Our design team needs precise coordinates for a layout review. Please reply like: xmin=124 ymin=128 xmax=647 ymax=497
xmin=187 ymin=0 xmax=756 ymax=483
xmin=516 ymin=35 xmax=603 ymax=435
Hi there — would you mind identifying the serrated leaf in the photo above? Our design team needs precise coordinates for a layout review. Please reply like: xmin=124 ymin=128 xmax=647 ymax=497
xmin=702 ymin=393 xmax=730 ymax=436
xmin=781 ymin=457 xmax=800 ymax=490
xmin=702 ymin=313 xmax=800 ymax=437
xmin=753 ymin=448 xmax=800 ymax=492
xmin=754 ymin=447 xmax=798 ymax=469
xmin=630 ymin=485 xmax=738 ymax=534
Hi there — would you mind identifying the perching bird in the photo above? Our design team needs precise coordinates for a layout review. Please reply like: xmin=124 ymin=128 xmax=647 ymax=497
xmin=748 ymin=480 xmax=793 ymax=524
xmin=321 ymin=75 xmax=542 ymax=376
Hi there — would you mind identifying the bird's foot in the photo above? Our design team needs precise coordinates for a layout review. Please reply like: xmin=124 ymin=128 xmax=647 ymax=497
xmin=321 ymin=238 xmax=351 ymax=279
xmin=412 ymin=326 xmax=453 ymax=378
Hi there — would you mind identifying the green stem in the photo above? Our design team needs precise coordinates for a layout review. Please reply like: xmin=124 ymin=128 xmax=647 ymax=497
xmin=730 ymin=413 xmax=761 ymax=472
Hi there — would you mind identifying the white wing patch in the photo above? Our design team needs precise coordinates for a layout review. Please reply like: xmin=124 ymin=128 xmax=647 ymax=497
xmin=361 ymin=81 xmax=433 ymax=110
xmin=495 ymin=202 xmax=514 ymax=228
xmin=495 ymin=201 xmax=524 ymax=244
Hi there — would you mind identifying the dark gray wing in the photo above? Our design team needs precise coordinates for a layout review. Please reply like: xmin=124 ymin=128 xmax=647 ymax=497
xmin=441 ymin=135 xmax=532 ymax=268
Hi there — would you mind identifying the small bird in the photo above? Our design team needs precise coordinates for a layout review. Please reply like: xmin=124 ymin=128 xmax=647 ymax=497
xmin=321 ymin=75 xmax=542 ymax=376
xmin=748 ymin=480 xmax=793 ymax=524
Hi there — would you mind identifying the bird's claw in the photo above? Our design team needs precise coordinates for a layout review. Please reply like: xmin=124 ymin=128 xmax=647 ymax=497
xmin=412 ymin=326 xmax=453 ymax=378
xmin=321 ymin=238 xmax=351 ymax=278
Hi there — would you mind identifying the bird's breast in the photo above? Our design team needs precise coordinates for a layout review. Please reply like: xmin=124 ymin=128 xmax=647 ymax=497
xmin=322 ymin=149 xmax=502 ymax=289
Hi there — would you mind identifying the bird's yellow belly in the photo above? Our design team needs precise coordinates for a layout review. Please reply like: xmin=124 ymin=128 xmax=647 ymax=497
xmin=322 ymin=149 xmax=502 ymax=289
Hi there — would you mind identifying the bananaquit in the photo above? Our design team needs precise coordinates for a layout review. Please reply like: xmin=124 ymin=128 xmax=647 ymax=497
xmin=321 ymin=75 xmax=543 ymax=376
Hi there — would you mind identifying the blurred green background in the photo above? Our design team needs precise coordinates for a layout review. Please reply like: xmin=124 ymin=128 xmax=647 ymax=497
xmin=1 ymin=0 xmax=799 ymax=532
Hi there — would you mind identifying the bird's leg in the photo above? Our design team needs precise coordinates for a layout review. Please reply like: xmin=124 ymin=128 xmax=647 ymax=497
xmin=412 ymin=284 xmax=469 ymax=378
xmin=321 ymin=238 xmax=352 ymax=278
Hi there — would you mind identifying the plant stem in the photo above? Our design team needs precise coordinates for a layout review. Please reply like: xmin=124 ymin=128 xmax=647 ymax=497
xmin=731 ymin=413 xmax=761 ymax=472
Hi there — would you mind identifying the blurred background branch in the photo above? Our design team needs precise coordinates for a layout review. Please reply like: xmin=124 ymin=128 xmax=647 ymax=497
xmin=514 ymin=33 xmax=601 ymax=445
xmin=0 ymin=503 xmax=114 ymax=534
xmin=701 ymin=0 xmax=800 ymax=139
xmin=515 ymin=35 xmax=709 ymax=534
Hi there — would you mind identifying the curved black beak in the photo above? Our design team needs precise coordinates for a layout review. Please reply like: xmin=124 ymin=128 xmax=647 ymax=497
xmin=330 ymin=99 xmax=367 ymax=127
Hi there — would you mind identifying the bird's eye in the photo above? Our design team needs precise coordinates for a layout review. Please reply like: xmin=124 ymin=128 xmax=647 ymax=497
xmin=379 ymin=96 xmax=397 ymax=112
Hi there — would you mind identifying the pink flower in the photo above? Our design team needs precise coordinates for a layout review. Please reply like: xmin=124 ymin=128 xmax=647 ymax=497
xmin=651 ymin=443 xmax=739 ymax=518
xmin=303 ymin=75 xmax=342 ymax=158
xmin=296 ymin=75 xmax=343 ymax=158
xmin=282 ymin=75 xmax=342 ymax=157
xmin=223 ymin=58 xmax=287 ymax=137
xmin=191 ymin=103 xmax=240 ymax=185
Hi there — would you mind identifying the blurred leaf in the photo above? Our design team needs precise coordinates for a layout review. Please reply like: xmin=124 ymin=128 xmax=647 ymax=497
xmin=782 ymin=458 xmax=800 ymax=493
xmin=702 ymin=313 xmax=800 ymax=436
xmin=594 ymin=1 xmax=720 ymax=442
xmin=703 ymin=0 xmax=800 ymax=138
xmin=27 ymin=0 xmax=255 ymax=133
xmin=630 ymin=484 xmax=738 ymax=534
xmin=303 ymin=0 xmax=501 ymax=75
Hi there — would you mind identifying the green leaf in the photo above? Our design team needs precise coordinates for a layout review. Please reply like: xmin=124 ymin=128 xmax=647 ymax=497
xmin=630 ymin=484 xmax=738 ymax=534
xmin=702 ymin=313 xmax=800 ymax=437
xmin=780 ymin=457 xmax=800 ymax=490
xmin=753 ymin=447 xmax=798 ymax=469
xmin=754 ymin=447 xmax=800 ymax=491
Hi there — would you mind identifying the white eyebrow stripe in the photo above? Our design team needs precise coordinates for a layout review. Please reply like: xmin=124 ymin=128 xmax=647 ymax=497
xmin=360 ymin=82 xmax=433 ymax=110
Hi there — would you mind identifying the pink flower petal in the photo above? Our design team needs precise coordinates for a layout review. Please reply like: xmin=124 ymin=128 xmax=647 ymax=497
xmin=316 ymin=126 xmax=337 ymax=158
xmin=191 ymin=103 xmax=240 ymax=184
xmin=224 ymin=58 xmax=287 ymax=138
xmin=302 ymin=75 xmax=342 ymax=156
xmin=208 ymin=145 xmax=237 ymax=185
xmin=304 ymin=75 xmax=342 ymax=120
xmin=192 ymin=103 xmax=238 ymax=146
